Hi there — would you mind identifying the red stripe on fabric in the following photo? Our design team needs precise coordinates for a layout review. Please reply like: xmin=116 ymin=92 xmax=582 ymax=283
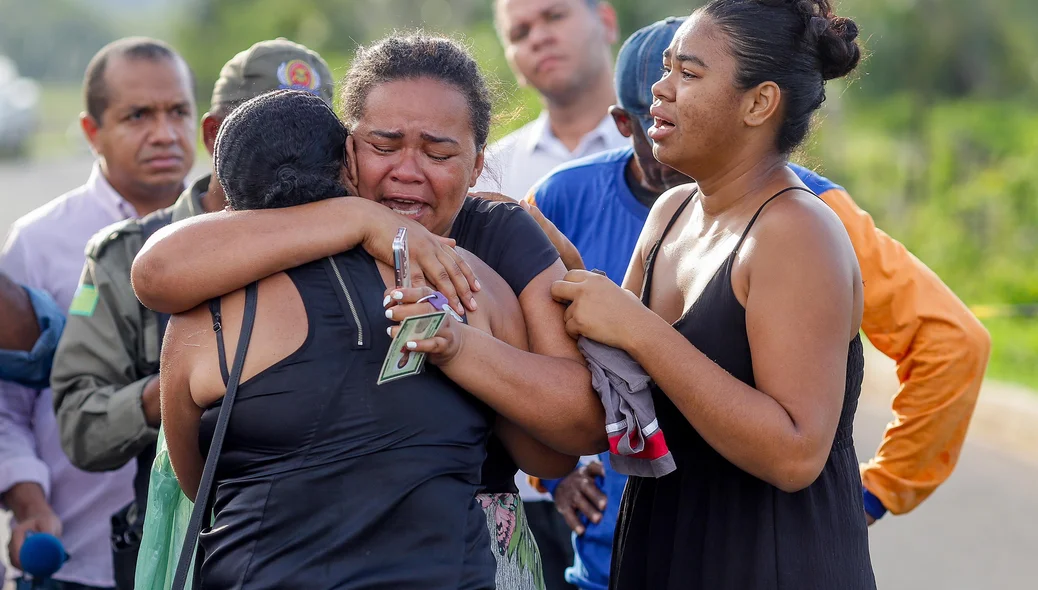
xmin=608 ymin=429 xmax=671 ymax=460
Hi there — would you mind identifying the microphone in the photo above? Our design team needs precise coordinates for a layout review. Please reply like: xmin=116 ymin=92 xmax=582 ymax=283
xmin=19 ymin=532 xmax=68 ymax=583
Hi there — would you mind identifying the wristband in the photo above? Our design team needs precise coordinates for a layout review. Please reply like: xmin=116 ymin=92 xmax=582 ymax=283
xmin=862 ymin=487 xmax=887 ymax=520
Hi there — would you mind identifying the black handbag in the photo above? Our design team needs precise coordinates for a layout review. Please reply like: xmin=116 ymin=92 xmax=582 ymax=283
xmin=171 ymin=282 xmax=258 ymax=590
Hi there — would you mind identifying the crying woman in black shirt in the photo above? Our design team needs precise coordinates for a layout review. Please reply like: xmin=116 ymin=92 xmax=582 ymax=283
xmin=155 ymin=34 xmax=609 ymax=590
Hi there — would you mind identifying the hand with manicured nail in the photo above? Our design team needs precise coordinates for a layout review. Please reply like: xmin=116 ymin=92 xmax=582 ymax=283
xmin=361 ymin=201 xmax=481 ymax=315
xmin=383 ymin=286 xmax=468 ymax=367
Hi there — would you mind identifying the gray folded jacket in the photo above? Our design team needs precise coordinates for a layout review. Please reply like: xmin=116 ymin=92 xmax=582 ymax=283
xmin=577 ymin=337 xmax=676 ymax=478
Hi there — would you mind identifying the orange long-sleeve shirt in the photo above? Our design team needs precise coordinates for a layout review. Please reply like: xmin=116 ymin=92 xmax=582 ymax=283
xmin=811 ymin=172 xmax=990 ymax=515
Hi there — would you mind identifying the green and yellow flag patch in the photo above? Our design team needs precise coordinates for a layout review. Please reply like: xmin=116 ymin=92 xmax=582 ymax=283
xmin=69 ymin=285 xmax=99 ymax=317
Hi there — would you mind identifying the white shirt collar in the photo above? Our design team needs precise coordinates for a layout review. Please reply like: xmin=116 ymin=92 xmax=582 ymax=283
xmin=523 ymin=111 xmax=620 ymax=159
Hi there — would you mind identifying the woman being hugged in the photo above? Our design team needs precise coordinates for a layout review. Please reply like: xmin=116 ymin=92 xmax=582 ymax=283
xmin=138 ymin=33 xmax=605 ymax=589
xmin=550 ymin=1 xmax=875 ymax=588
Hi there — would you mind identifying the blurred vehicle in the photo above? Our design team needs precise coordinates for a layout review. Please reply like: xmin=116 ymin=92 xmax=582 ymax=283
xmin=0 ymin=55 xmax=40 ymax=158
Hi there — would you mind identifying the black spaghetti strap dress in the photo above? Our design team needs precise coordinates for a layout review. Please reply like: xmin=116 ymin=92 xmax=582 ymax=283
xmin=610 ymin=188 xmax=876 ymax=590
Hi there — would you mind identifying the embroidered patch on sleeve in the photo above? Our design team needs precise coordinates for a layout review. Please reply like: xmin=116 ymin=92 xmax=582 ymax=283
xmin=69 ymin=284 xmax=99 ymax=317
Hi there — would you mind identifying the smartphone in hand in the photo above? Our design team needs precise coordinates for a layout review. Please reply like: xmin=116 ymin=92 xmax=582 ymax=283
xmin=393 ymin=228 xmax=410 ymax=289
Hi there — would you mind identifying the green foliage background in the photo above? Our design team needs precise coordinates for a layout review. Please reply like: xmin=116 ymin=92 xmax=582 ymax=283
xmin=3 ymin=0 xmax=1036 ymax=386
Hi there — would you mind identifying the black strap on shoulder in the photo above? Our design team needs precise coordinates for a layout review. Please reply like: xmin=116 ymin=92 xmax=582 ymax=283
xmin=207 ymin=298 xmax=230 ymax=386
xmin=730 ymin=186 xmax=816 ymax=256
xmin=172 ymin=282 xmax=259 ymax=590
xmin=640 ymin=189 xmax=698 ymax=305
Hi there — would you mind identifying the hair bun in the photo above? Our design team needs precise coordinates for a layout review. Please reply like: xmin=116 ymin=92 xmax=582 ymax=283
xmin=262 ymin=165 xmax=300 ymax=206
xmin=817 ymin=14 xmax=860 ymax=80
xmin=790 ymin=0 xmax=860 ymax=80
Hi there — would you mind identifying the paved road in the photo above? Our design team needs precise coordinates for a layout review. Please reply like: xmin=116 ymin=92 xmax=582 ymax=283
xmin=2 ymin=156 xmax=1037 ymax=589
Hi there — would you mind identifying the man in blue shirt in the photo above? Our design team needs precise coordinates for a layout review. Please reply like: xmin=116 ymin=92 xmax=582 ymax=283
xmin=0 ymin=271 xmax=65 ymax=389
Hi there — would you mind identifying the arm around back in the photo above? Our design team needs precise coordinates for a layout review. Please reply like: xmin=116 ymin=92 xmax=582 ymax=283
xmin=132 ymin=197 xmax=479 ymax=317
xmin=818 ymin=186 xmax=989 ymax=515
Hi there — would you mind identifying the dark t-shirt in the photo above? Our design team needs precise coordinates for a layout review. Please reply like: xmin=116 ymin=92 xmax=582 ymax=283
xmin=450 ymin=197 xmax=560 ymax=295
xmin=449 ymin=197 xmax=561 ymax=493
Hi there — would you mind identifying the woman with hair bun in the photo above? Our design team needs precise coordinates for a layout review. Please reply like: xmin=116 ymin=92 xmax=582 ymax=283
xmin=550 ymin=0 xmax=876 ymax=587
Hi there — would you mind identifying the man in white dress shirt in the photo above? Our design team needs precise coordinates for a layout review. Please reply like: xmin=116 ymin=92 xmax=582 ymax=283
xmin=477 ymin=0 xmax=627 ymax=201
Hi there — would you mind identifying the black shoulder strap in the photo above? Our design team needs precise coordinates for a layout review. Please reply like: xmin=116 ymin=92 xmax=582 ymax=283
xmin=640 ymin=189 xmax=698 ymax=306
xmin=207 ymin=298 xmax=230 ymax=385
xmin=731 ymin=186 xmax=817 ymax=256
xmin=172 ymin=282 xmax=259 ymax=590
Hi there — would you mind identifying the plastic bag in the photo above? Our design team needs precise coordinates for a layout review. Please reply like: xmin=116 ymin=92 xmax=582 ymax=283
xmin=134 ymin=427 xmax=196 ymax=590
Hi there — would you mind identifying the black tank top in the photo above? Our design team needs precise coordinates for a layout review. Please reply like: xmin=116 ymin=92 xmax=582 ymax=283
xmin=197 ymin=248 xmax=496 ymax=589
xmin=610 ymin=188 xmax=876 ymax=590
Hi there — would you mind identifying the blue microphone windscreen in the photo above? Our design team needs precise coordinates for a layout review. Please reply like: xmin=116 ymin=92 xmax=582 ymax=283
xmin=20 ymin=533 xmax=67 ymax=578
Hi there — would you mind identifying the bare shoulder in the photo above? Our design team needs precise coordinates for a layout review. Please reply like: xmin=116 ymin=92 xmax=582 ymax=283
xmin=456 ymin=247 xmax=526 ymax=348
xmin=648 ymin=183 xmax=699 ymax=229
xmin=162 ymin=298 xmax=218 ymax=401
xmin=182 ymin=272 xmax=308 ymax=407
xmin=166 ymin=300 xmax=216 ymax=356
xmin=456 ymin=248 xmax=519 ymax=312
xmin=736 ymin=190 xmax=862 ymax=296
xmin=747 ymin=190 xmax=856 ymax=258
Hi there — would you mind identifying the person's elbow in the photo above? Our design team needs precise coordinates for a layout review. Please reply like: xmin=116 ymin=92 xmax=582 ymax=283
xmin=57 ymin=411 xmax=123 ymax=472
xmin=961 ymin=315 xmax=992 ymax=380
xmin=772 ymin=461 xmax=825 ymax=494
xmin=565 ymin=408 xmax=610 ymax=456
xmin=767 ymin=442 xmax=831 ymax=494
xmin=130 ymin=249 xmax=176 ymax=313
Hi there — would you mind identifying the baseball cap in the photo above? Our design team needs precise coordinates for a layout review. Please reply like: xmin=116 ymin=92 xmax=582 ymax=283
xmin=615 ymin=16 xmax=687 ymax=135
xmin=211 ymin=38 xmax=334 ymax=108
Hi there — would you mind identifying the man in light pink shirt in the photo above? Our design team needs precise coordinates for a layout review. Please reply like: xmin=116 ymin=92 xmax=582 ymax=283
xmin=0 ymin=37 xmax=195 ymax=590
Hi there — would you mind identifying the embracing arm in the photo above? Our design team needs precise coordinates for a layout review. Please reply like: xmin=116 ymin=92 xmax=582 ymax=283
xmin=495 ymin=416 xmax=577 ymax=479
xmin=477 ymin=274 xmax=579 ymax=478
xmin=439 ymin=261 xmax=606 ymax=456
xmin=820 ymin=187 xmax=989 ymax=515
xmin=132 ymin=197 xmax=477 ymax=316
xmin=159 ymin=311 xmax=205 ymax=502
